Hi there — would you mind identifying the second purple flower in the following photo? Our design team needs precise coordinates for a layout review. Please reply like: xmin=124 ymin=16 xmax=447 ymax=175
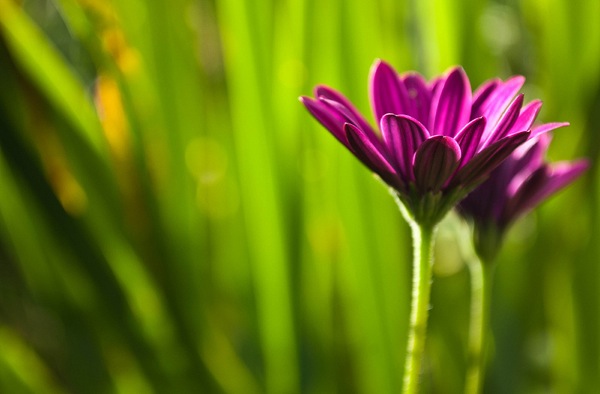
xmin=300 ymin=60 xmax=566 ymax=225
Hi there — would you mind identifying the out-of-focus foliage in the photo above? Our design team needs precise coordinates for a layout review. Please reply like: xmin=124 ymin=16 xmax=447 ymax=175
xmin=0 ymin=0 xmax=598 ymax=392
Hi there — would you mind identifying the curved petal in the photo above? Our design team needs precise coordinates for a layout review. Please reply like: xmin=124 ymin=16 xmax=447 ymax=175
xmin=319 ymin=98 xmax=383 ymax=150
xmin=531 ymin=122 xmax=570 ymax=137
xmin=508 ymin=99 xmax=542 ymax=136
xmin=485 ymin=135 xmax=550 ymax=205
xmin=504 ymin=160 xmax=588 ymax=225
xmin=381 ymin=114 xmax=429 ymax=180
xmin=453 ymin=131 xmax=530 ymax=189
xmin=430 ymin=67 xmax=472 ymax=137
xmin=478 ymin=76 xmax=525 ymax=141
xmin=537 ymin=160 xmax=589 ymax=200
xmin=509 ymin=133 xmax=552 ymax=183
xmin=345 ymin=123 xmax=399 ymax=183
xmin=315 ymin=85 xmax=377 ymax=137
xmin=369 ymin=60 xmax=410 ymax=122
xmin=413 ymin=136 xmax=461 ymax=193
xmin=482 ymin=94 xmax=524 ymax=148
xmin=471 ymin=79 xmax=500 ymax=117
xmin=300 ymin=96 xmax=348 ymax=146
xmin=455 ymin=117 xmax=486 ymax=167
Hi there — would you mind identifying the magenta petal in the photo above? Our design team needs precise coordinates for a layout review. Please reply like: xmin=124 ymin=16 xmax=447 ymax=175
xmin=478 ymin=76 xmax=525 ymax=141
xmin=300 ymin=96 xmax=348 ymax=145
xmin=403 ymin=73 xmax=432 ymax=127
xmin=319 ymin=98 xmax=383 ymax=150
xmin=509 ymin=134 xmax=553 ymax=184
xmin=502 ymin=137 xmax=550 ymax=200
xmin=471 ymin=79 xmax=500 ymax=117
xmin=531 ymin=122 xmax=570 ymax=137
xmin=413 ymin=136 xmax=461 ymax=193
xmin=369 ymin=60 xmax=410 ymax=122
xmin=513 ymin=99 xmax=542 ymax=129
xmin=381 ymin=114 xmax=429 ymax=180
xmin=431 ymin=67 xmax=472 ymax=137
xmin=479 ymin=76 xmax=524 ymax=117
xmin=315 ymin=85 xmax=377 ymax=137
xmin=543 ymin=160 xmax=589 ymax=197
xmin=505 ymin=160 xmax=588 ymax=223
xmin=453 ymin=131 xmax=530 ymax=189
xmin=345 ymin=123 xmax=398 ymax=178
xmin=455 ymin=117 xmax=486 ymax=167
xmin=483 ymin=94 xmax=525 ymax=148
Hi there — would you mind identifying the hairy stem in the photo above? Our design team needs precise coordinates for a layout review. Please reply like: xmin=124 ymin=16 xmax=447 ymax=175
xmin=402 ymin=221 xmax=436 ymax=394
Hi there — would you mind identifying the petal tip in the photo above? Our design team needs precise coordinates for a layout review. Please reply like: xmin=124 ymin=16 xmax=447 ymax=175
xmin=508 ymin=75 xmax=526 ymax=85
xmin=446 ymin=66 xmax=468 ymax=81
xmin=472 ymin=116 xmax=487 ymax=126
xmin=568 ymin=159 xmax=590 ymax=174
xmin=343 ymin=122 xmax=357 ymax=133
xmin=314 ymin=84 xmax=333 ymax=98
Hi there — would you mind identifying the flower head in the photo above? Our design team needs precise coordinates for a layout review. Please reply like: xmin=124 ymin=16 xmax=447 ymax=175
xmin=300 ymin=60 xmax=558 ymax=225
xmin=458 ymin=133 xmax=588 ymax=260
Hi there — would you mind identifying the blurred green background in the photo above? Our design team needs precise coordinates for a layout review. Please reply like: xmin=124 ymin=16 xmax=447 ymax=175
xmin=0 ymin=0 xmax=598 ymax=392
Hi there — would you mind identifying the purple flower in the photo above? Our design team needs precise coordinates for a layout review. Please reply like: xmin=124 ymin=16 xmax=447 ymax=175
xmin=458 ymin=133 xmax=588 ymax=259
xmin=300 ymin=59 xmax=561 ymax=225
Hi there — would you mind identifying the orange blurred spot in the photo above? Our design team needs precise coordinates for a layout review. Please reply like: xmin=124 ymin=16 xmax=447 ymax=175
xmin=95 ymin=74 xmax=130 ymax=160
xmin=101 ymin=27 xmax=140 ymax=75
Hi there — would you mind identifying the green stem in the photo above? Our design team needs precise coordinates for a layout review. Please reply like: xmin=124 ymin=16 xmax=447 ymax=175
xmin=402 ymin=220 xmax=436 ymax=394
xmin=465 ymin=257 xmax=494 ymax=394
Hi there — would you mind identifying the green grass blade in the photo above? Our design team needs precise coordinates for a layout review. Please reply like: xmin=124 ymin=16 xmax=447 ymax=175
xmin=0 ymin=0 xmax=106 ymax=158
